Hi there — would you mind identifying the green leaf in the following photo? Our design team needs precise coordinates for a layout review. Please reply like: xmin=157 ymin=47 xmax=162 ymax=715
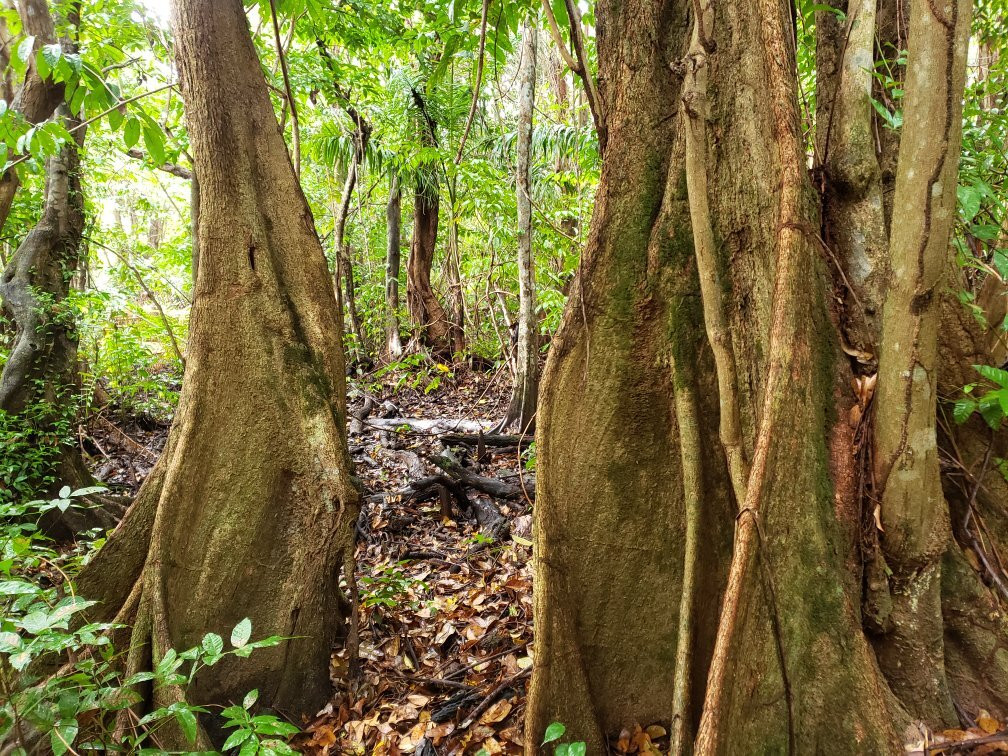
xmin=978 ymin=392 xmax=1005 ymax=429
xmin=543 ymin=722 xmax=566 ymax=744
xmin=58 ymin=485 xmax=71 ymax=498
xmin=176 ymin=708 xmax=198 ymax=744
xmin=14 ymin=35 xmax=35 ymax=73
xmin=953 ymin=397 xmax=977 ymax=424
xmin=50 ymin=720 xmax=78 ymax=756
xmin=231 ymin=618 xmax=252 ymax=648
xmin=123 ymin=117 xmax=141 ymax=148
xmin=976 ymin=364 xmax=1008 ymax=389
xmin=0 ymin=580 xmax=37 ymax=596
xmin=243 ymin=688 xmax=259 ymax=709
xmin=567 ymin=743 xmax=587 ymax=756
xmin=238 ymin=737 xmax=259 ymax=756
xmin=222 ymin=728 xmax=251 ymax=750
xmin=201 ymin=631 xmax=224 ymax=663
xmin=142 ymin=121 xmax=166 ymax=165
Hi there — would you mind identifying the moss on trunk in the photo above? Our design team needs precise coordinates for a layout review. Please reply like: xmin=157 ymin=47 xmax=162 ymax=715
xmin=74 ymin=0 xmax=359 ymax=744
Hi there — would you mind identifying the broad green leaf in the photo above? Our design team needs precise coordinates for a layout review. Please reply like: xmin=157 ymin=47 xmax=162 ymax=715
xmin=543 ymin=722 xmax=566 ymax=744
xmin=175 ymin=708 xmax=198 ymax=744
xmin=231 ymin=617 xmax=252 ymax=648
xmin=142 ymin=121 xmax=166 ymax=165
xmin=222 ymin=728 xmax=251 ymax=750
xmin=976 ymin=364 xmax=1008 ymax=389
xmin=124 ymin=117 xmax=141 ymax=148
xmin=201 ymin=631 xmax=224 ymax=661
xmin=953 ymin=398 xmax=977 ymax=424
xmin=243 ymin=688 xmax=259 ymax=709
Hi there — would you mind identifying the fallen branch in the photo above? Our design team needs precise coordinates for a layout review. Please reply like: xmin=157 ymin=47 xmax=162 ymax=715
xmin=364 ymin=417 xmax=490 ymax=435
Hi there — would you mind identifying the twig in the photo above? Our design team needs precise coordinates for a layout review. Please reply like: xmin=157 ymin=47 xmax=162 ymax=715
xmin=4 ymin=82 xmax=177 ymax=172
xmin=267 ymin=0 xmax=300 ymax=176
xmin=459 ymin=668 xmax=530 ymax=729
xmin=454 ymin=0 xmax=490 ymax=164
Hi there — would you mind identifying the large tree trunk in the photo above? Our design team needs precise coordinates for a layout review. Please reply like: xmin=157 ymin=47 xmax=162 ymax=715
xmin=74 ymin=0 xmax=359 ymax=745
xmin=0 ymin=0 xmax=67 ymax=232
xmin=385 ymin=174 xmax=403 ymax=359
xmin=501 ymin=20 xmax=538 ymax=432
xmin=526 ymin=0 xmax=958 ymax=750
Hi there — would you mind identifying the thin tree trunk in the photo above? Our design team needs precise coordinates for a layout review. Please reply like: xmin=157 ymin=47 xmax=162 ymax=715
xmin=385 ymin=174 xmax=403 ymax=359
xmin=74 ymin=0 xmax=359 ymax=745
xmin=407 ymin=171 xmax=457 ymax=356
xmin=501 ymin=20 xmax=538 ymax=432
xmin=871 ymin=0 xmax=973 ymax=724
xmin=332 ymin=126 xmax=370 ymax=366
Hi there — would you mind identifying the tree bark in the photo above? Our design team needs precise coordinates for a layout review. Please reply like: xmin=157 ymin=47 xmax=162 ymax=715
xmin=407 ymin=171 xmax=458 ymax=357
xmin=385 ymin=174 xmax=403 ymax=359
xmin=871 ymin=0 xmax=973 ymax=724
xmin=501 ymin=20 xmax=538 ymax=433
xmin=0 ymin=0 xmax=67 ymax=232
xmin=0 ymin=114 xmax=107 ymax=538
xmin=331 ymin=116 xmax=370 ymax=366
xmin=526 ymin=0 xmax=907 ymax=751
xmin=74 ymin=0 xmax=359 ymax=744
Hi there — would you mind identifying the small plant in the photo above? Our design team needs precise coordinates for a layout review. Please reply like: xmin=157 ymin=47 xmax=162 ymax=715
xmin=0 ymin=489 xmax=294 ymax=754
xmin=953 ymin=364 xmax=1008 ymax=429
xmin=220 ymin=688 xmax=300 ymax=755
xmin=359 ymin=562 xmax=429 ymax=610
xmin=543 ymin=721 xmax=587 ymax=756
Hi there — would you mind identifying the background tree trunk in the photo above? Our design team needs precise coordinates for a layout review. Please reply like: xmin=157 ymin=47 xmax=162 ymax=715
xmin=386 ymin=174 xmax=403 ymax=358
xmin=501 ymin=19 xmax=538 ymax=432
xmin=332 ymin=124 xmax=370 ymax=366
xmin=407 ymin=172 xmax=457 ymax=356
xmin=0 ymin=0 xmax=67 ymax=232
xmin=74 ymin=0 xmax=359 ymax=743
xmin=0 ymin=116 xmax=110 ymax=537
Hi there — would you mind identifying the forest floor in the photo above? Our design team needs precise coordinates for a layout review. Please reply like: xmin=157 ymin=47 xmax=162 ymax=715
xmin=84 ymin=365 xmax=1008 ymax=756
xmin=88 ymin=364 xmax=553 ymax=756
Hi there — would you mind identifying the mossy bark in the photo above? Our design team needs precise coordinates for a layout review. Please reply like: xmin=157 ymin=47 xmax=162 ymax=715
xmin=74 ymin=0 xmax=359 ymax=743
xmin=527 ymin=0 xmax=907 ymax=751
xmin=0 ymin=118 xmax=114 ymax=538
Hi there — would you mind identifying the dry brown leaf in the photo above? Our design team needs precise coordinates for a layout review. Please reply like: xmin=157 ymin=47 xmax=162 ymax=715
xmin=480 ymin=698 xmax=513 ymax=724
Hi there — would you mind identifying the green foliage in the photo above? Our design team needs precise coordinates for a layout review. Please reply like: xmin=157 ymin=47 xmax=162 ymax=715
xmin=542 ymin=721 xmax=587 ymax=755
xmin=360 ymin=562 xmax=429 ymax=610
xmin=0 ymin=481 xmax=293 ymax=755
xmin=0 ymin=398 xmax=79 ymax=507
xmin=954 ymin=365 xmax=1008 ymax=429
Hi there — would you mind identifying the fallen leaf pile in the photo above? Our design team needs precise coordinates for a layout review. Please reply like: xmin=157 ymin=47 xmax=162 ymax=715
xmin=295 ymin=366 xmax=533 ymax=755
xmin=905 ymin=711 xmax=1008 ymax=754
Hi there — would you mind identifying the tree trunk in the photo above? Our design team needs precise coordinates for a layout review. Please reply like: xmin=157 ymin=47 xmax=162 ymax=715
xmin=73 ymin=0 xmax=359 ymax=745
xmin=0 ymin=115 xmax=108 ymax=538
xmin=332 ymin=126 xmax=370 ymax=366
xmin=0 ymin=0 xmax=67 ymax=232
xmin=385 ymin=174 xmax=403 ymax=359
xmin=525 ymin=0 xmax=935 ymax=751
xmin=407 ymin=172 xmax=458 ymax=357
xmin=871 ymin=0 xmax=973 ymax=724
xmin=501 ymin=20 xmax=538 ymax=432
